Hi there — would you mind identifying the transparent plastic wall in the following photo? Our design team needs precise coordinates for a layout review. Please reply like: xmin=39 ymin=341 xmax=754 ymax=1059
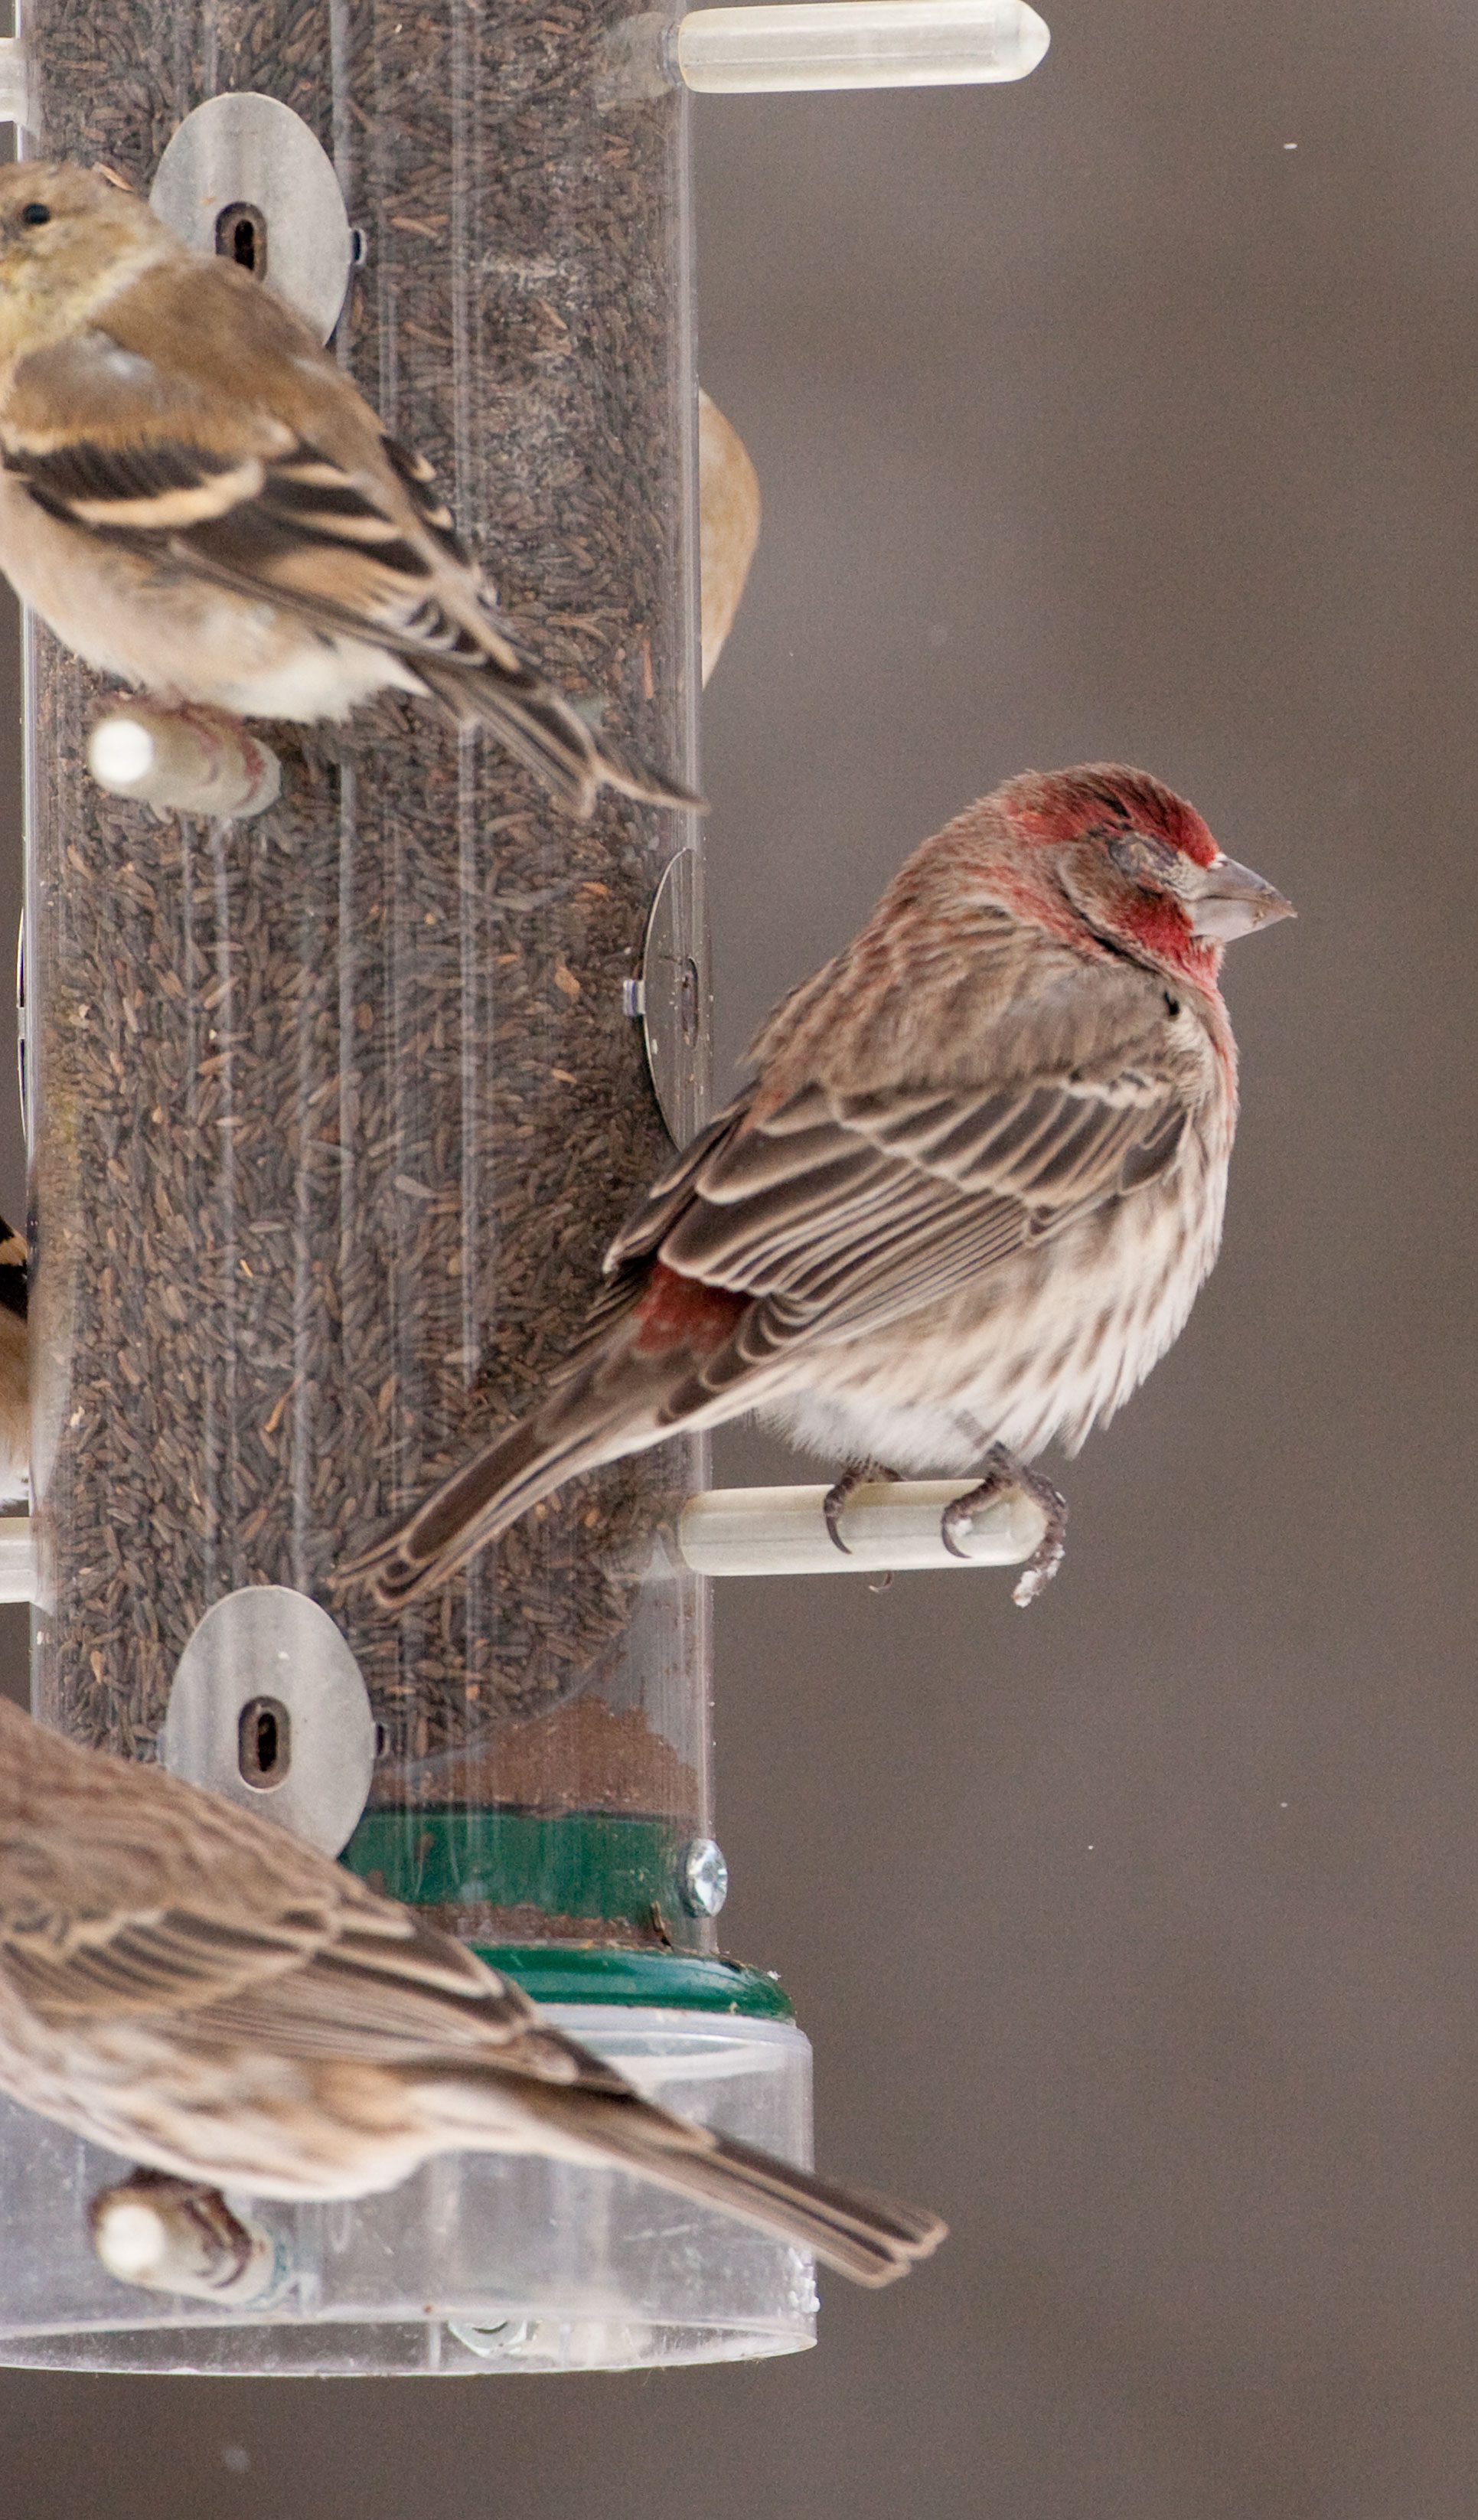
xmin=6 ymin=0 xmax=821 ymax=2377
xmin=26 ymin=2 xmax=710 ymax=1944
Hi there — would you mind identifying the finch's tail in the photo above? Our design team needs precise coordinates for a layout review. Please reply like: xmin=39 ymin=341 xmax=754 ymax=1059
xmin=343 ymin=1402 xmax=637 ymax=1607
xmin=414 ymin=655 xmax=703 ymax=820
xmin=426 ymin=2074 xmax=946 ymax=2288
xmin=343 ymin=1266 xmax=751 ymax=1607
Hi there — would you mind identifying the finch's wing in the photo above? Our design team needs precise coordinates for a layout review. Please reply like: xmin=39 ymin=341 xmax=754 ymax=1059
xmin=0 ymin=1784 xmax=547 ymax=2061
xmin=0 ymin=312 xmax=691 ymax=811
xmin=0 ymin=325 xmax=527 ymax=675
xmin=622 ymin=1018 xmax=1196 ymax=1375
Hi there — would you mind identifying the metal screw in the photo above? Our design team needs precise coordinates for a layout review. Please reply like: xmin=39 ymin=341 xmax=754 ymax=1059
xmin=677 ymin=1836 xmax=728 ymax=1918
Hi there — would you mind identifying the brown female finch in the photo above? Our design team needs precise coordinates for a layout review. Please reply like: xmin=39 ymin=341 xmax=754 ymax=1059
xmin=350 ymin=764 xmax=1293 ymax=1609
xmin=0 ymin=161 xmax=696 ymax=818
xmin=0 ymin=1696 xmax=943 ymax=2286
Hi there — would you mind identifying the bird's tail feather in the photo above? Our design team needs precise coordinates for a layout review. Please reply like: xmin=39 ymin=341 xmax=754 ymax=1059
xmin=341 ymin=1390 xmax=653 ymax=1608
xmin=416 ymin=657 xmax=702 ymax=818
xmin=436 ymin=2079 xmax=946 ymax=2288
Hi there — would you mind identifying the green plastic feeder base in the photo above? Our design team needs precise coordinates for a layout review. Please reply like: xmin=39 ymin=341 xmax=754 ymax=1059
xmin=344 ymin=1807 xmax=712 ymax=1946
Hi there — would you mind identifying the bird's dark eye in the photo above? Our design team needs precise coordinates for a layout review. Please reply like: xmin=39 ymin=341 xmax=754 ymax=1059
xmin=1107 ymin=830 xmax=1184 ymax=892
xmin=20 ymin=203 xmax=51 ymax=227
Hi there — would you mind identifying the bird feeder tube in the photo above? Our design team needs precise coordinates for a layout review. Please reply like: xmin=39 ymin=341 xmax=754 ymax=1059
xmin=8 ymin=0 xmax=825 ymax=2376
xmin=27 ymin=18 xmax=710 ymax=1950
xmin=0 ymin=0 xmax=1053 ymax=2381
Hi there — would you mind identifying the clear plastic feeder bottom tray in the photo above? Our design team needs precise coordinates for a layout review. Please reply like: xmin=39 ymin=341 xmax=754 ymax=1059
xmin=0 ymin=2008 xmax=815 ymax=2374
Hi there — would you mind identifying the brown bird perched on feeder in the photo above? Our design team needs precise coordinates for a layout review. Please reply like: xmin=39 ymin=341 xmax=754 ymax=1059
xmin=0 ymin=1696 xmax=944 ymax=2286
xmin=0 ymin=162 xmax=698 ymax=820
xmin=0 ymin=1216 xmax=26 ymax=1505
xmin=348 ymin=764 xmax=1292 ymax=1609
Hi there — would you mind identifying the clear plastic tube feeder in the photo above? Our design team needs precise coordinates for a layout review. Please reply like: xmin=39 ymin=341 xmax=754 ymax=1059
xmin=11 ymin=0 xmax=811 ymax=2378
xmin=4 ymin=0 xmax=1052 ymax=2381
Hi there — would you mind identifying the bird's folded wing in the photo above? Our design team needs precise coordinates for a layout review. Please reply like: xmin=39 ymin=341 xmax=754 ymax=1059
xmin=622 ymin=1049 xmax=1190 ymax=1365
xmin=0 ymin=1890 xmax=339 ymax=2022
xmin=187 ymin=1913 xmax=559 ymax=2064
xmin=0 ymin=328 xmax=522 ymax=674
xmin=0 ymin=1810 xmax=542 ymax=2055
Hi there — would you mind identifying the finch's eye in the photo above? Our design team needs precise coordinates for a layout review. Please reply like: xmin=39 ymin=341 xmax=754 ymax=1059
xmin=20 ymin=203 xmax=51 ymax=227
xmin=1107 ymin=831 xmax=1184 ymax=892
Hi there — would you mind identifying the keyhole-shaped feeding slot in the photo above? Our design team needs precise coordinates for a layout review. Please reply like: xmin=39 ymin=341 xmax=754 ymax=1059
xmin=216 ymin=201 xmax=266 ymax=277
xmin=238 ymin=1695 xmax=291 ymax=1787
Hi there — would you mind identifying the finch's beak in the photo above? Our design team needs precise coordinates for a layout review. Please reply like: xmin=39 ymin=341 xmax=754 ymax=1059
xmin=1186 ymin=853 xmax=1295 ymax=945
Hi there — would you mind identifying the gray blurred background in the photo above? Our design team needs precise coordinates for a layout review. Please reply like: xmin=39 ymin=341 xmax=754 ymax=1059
xmin=1 ymin=0 xmax=1476 ymax=2510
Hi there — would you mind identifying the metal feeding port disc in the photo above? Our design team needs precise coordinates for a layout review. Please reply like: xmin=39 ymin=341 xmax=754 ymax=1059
xmin=163 ymin=1585 xmax=376 ymax=1856
xmin=635 ymin=845 xmax=711 ymax=1146
xmin=150 ymin=93 xmax=355 ymax=342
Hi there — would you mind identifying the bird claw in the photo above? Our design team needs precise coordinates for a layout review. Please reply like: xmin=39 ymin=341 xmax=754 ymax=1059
xmin=822 ymin=1461 xmax=900 ymax=1555
xmin=940 ymin=1444 xmax=1068 ymax=1606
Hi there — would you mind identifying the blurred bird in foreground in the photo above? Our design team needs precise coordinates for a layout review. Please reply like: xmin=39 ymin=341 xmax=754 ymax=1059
xmin=0 ymin=1698 xmax=943 ymax=2286
xmin=0 ymin=162 xmax=697 ymax=819
xmin=0 ymin=1216 xmax=26 ymax=1504
xmin=351 ymin=764 xmax=1292 ymax=1609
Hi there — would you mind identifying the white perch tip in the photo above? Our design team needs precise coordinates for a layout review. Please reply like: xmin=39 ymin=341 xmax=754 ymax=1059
xmin=676 ymin=0 xmax=1049 ymax=95
xmin=87 ymin=706 xmax=282 ymax=819
xmin=90 ymin=2174 xmax=284 ymax=2306
xmin=678 ymin=1478 xmax=1048 ymax=1577
xmin=0 ymin=1516 xmax=34 ymax=1604
xmin=0 ymin=37 xmax=30 ymax=129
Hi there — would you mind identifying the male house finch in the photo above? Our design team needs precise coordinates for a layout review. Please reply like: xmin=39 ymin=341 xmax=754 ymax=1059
xmin=0 ymin=1696 xmax=943 ymax=2286
xmin=0 ymin=162 xmax=696 ymax=819
xmin=351 ymin=764 xmax=1292 ymax=1608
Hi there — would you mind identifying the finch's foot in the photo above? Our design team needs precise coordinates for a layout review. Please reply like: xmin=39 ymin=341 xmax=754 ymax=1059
xmin=821 ymin=1460 xmax=902 ymax=1555
xmin=940 ymin=1444 xmax=1068 ymax=1606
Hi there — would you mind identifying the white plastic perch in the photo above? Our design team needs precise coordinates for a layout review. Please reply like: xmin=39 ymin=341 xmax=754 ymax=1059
xmin=0 ymin=1496 xmax=1047 ymax=1595
xmin=90 ymin=2173 xmax=285 ymax=2306
xmin=678 ymin=1478 xmax=1048 ymax=1576
xmin=88 ymin=706 xmax=282 ymax=818
xmin=0 ymin=38 xmax=28 ymax=127
xmin=674 ymin=0 xmax=1049 ymax=93
xmin=0 ymin=1518 xmax=33 ymax=1604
